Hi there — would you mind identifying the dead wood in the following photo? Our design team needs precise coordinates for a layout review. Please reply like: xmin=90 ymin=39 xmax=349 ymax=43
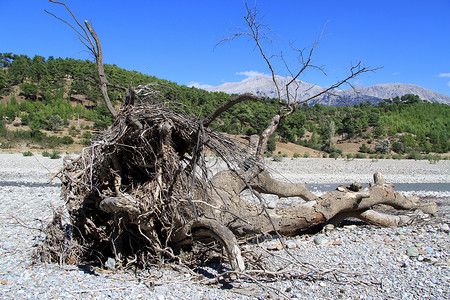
xmin=40 ymin=102 xmax=437 ymax=274
xmin=41 ymin=0 xmax=437 ymax=279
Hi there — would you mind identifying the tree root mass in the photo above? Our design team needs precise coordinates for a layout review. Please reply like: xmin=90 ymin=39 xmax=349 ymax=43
xmin=38 ymin=101 xmax=437 ymax=276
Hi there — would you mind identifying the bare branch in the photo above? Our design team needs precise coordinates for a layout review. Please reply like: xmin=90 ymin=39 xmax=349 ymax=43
xmin=44 ymin=9 xmax=95 ymax=54
xmin=296 ymin=63 xmax=379 ymax=106
xmin=84 ymin=21 xmax=117 ymax=118
xmin=46 ymin=1 xmax=96 ymax=51
xmin=47 ymin=0 xmax=117 ymax=118
xmin=221 ymin=3 xmax=380 ymax=158
xmin=203 ymin=93 xmax=264 ymax=128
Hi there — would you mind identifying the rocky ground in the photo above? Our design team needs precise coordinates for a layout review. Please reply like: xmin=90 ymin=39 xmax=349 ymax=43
xmin=0 ymin=154 xmax=448 ymax=299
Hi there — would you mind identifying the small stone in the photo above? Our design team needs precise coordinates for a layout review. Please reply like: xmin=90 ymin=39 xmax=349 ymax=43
xmin=344 ymin=224 xmax=357 ymax=230
xmin=267 ymin=241 xmax=283 ymax=250
xmin=440 ymin=223 xmax=449 ymax=232
xmin=406 ymin=247 xmax=419 ymax=257
xmin=286 ymin=241 xmax=297 ymax=249
xmin=323 ymin=224 xmax=335 ymax=232
xmin=332 ymin=239 xmax=343 ymax=246
xmin=267 ymin=200 xmax=277 ymax=209
xmin=276 ymin=242 xmax=283 ymax=250
xmin=314 ymin=236 xmax=324 ymax=245
xmin=423 ymin=247 xmax=434 ymax=255
xmin=401 ymin=260 xmax=410 ymax=268
xmin=427 ymin=257 xmax=438 ymax=263
xmin=337 ymin=185 xmax=347 ymax=192
xmin=105 ymin=257 xmax=116 ymax=270
xmin=266 ymin=242 xmax=278 ymax=251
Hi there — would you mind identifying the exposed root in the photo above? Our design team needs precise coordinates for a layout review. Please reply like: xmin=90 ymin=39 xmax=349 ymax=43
xmin=38 ymin=101 xmax=437 ymax=277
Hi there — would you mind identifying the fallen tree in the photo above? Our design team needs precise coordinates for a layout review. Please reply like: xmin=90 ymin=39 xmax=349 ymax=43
xmin=39 ymin=1 xmax=437 ymax=277
xmin=40 ymin=99 xmax=437 ymax=273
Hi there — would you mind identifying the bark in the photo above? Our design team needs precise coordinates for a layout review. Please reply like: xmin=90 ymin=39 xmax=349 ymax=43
xmin=203 ymin=93 xmax=264 ymax=128
xmin=84 ymin=21 xmax=117 ymax=118
xmin=173 ymin=218 xmax=246 ymax=272
xmin=255 ymin=113 xmax=281 ymax=158
xmin=206 ymin=171 xmax=437 ymax=238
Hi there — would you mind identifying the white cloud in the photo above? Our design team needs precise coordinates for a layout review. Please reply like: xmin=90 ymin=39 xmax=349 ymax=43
xmin=235 ymin=71 xmax=268 ymax=78
xmin=438 ymin=73 xmax=450 ymax=88
xmin=187 ymin=81 xmax=212 ymax=89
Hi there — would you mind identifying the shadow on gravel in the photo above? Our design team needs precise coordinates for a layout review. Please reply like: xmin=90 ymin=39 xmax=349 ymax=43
xmin=78 ymin=264 xmax=99 ymax=276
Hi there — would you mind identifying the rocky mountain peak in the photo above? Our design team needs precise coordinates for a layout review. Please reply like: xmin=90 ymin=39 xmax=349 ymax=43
xmin=205 ymin=76 xmax=450 ymax=106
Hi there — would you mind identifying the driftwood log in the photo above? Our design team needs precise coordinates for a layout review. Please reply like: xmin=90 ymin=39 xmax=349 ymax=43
xmin=40 ymin=101 xmax=437 ymax=273
xmin=40 ymin=0 xmax=437 ymax=275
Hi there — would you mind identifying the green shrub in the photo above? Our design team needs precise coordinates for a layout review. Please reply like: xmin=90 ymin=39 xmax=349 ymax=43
xmin=375 ymin=139 xmax=391 ymax=154
xmin=22 ymin=151 xmax=33 ymax=156
xmin=392 ymin=141 xmax=405 ymax=154
xmin=345 ymin=153 xmax=353 ymax=160
xmin=392 ymin=154 xmax=404 ymax=160
xmin=293 ymin=152 xmax=301 ymax=158
xmin=50 ymin=150 xmax=61 ymax=159
xmin=406 ymin=150 xmax=423 ymax=160
xmin=69 ymin=129 xmax=80 ymax=137
xmin=321 ymin=144 xmax=343 ymax=155
xmin=322 ymin=153 xmax=328 ymax=158
xmin=329 ymin=152 xmax=340 ymax=159
xmin=46 ymin=115 xmax=64 ymax=131
xmin=82 ymin=139 xmax=92 ymax=146
xmin=272 ymin=155 xmax=282 ymax=162
xmin=93 ymin=115 xmax=112 ymax=130
xmin=42 ymin=150 xmax=51 ymax=157
xmin=424 ymin=154 xmax=441 ymax=164
xmin=20 ymin=114 xmax=30 ymax=125
xmin=354 ymin=153 xmax=367 ymax=159
xmin=359 ymin=144 xmax=373 ymax=153
xmin=303 ymin=152 xmax=310 ymax=158
xmin=82 ymin=131 xmax=92 ymax=139
xmin=266 ymin=134 xmax=276 ymax=153
xmin=60 ymin=136 xmax=74 ymax=145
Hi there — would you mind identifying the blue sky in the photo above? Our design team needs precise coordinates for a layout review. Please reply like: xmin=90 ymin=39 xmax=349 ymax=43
xmin=2 ymin=0 xmax=450 ymax=96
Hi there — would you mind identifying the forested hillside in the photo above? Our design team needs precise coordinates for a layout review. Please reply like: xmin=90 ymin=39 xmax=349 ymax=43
xmin=0 ymin=53 xmax=448 ymax=157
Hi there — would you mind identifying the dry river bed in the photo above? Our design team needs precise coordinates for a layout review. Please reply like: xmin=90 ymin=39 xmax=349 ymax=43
xmin=0 ymin=154 xmax=448 ymax=299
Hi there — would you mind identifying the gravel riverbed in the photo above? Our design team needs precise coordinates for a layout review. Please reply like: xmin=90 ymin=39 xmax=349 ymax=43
xmin=0 ymin=154 xmax=449 ymax=299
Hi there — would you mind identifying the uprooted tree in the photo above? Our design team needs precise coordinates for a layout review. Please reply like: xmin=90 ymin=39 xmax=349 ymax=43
xmin=40 ymin=1 xmax=437 ymax=275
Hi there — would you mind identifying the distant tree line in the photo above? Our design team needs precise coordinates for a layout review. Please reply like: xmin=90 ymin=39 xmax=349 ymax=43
xmin=0 ymin=53 xmax=448 ymax=154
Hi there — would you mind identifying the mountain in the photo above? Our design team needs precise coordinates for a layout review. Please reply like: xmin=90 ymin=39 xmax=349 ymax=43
xmin=206 ymin=75 xmax=324 ymax=101
xmin=205 ymin=76 xmax=450 ymax=106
